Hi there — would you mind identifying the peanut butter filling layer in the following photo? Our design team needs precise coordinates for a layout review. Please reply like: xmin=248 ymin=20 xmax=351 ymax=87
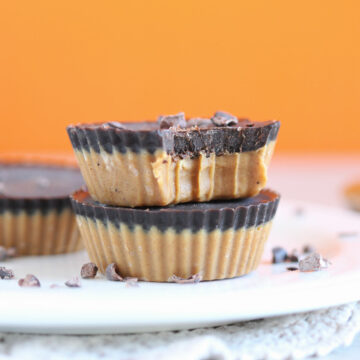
xmin=74 ymin=140 xmax=276 ymax=207
xmin=0 ymin=209 xmax=82 ymax=255
xmin=76 ymin=216 xmax=273 ymax=282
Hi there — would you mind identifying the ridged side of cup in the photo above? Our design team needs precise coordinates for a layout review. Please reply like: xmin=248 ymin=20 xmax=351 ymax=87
xmin=69 ymin=135 xmax=277 ymax=207
xmin=0 ymin=199 xmax=82 ymax=255
xmin=71 ymin=190 xmax=279 ymax=282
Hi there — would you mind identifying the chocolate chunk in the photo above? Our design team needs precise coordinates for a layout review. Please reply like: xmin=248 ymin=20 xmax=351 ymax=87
xmin=211 ymin=111 xmax=238 ymax=126
xmin=157 ymin=112 xmax=186 ymax=129
xmin=187 ymin=118 xmax=212 ymax=128
xmin=272 ymin=247 xmax=288 ymax=264
xmin=287 ymin=266 xmax=298 ymax=271
xmin=287 ymin=249 xmax=300 ymax=262
xmin=105 ymin=263 xmax=123 ymax=281
xmin=65 ymin=277 xmax=81 ymax=288
xmin=0 ymin=266 xmax=14 ymax=279
xmin=168 ymin=273 xmax=203 ymax=284
xmin=80 ymin=262 xmax=98 ymax=279
xmin=299 ymin=253 xmax=330 ymax=272
xmin=18 ymin=274 xmax=40 ymax=287
xmin=302 ymin=245 xmax=316 ymax=254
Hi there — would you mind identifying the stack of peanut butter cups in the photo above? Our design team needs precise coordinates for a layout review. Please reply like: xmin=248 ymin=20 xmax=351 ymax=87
xmin=68 ymin=112 xmax=280 ymax=282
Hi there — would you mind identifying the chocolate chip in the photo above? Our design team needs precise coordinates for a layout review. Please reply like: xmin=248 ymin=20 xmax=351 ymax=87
xmin=302 ymin=245 xmax=316 ymax=254
xmin=157 ymin=112 xmax=186 ymax=129
xmin=18 ymin=274 xmax=40 ymax=287
xmin=65 ymin=277 xmax=81 ymax=288
xmin=299 ymin=253 xmax=330 ymax=272
xmin=287 ymin=249 xmax=300 ymax=262
xmin=80 ymin=262 xmax=98 ymax=279
xmin=0 ymin=267 xmax=14 ymax=280
xmin=211 ymin=111 xmax=238 ymax=126
xmin=271 ymin=247 xmax=288 ymax=264
xmin=287 ymin=266 xmax=298 ymax=271
xmin=168 ymin=273 xmax=203 ymax=284
xmin=105 ymin=263 xmax=123 ymax=281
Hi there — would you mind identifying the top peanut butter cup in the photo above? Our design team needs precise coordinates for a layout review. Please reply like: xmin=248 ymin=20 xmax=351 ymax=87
xmin=67 ymin=112 xmax=280 ymax=207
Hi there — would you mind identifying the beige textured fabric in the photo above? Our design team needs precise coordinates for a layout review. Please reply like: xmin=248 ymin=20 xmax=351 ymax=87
xmin=74 ymin=141 xmax=276 ymax=207
xmin=0 ymin=209 xmax=82 ymax=255
xmin=76 ymin=216 xmax=273 ymax=281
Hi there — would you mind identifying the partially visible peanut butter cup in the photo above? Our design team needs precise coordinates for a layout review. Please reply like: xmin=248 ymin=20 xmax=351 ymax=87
xmin=0 ymin=155 xmax=84 ymax=255
xmin=70 ymin=188 xmax=280 ymax=282
xmin=67 ymin=112 xmax=280 ymax=207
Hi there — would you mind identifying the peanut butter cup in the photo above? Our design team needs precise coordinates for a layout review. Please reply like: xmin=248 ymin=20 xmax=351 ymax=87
xmin=70 ymin=188 xmax=280 ymax=282
xmin=67 ymin=112 xmax=280 ymax=207
xmin=0 ymin=156 xmax=84 ymax=255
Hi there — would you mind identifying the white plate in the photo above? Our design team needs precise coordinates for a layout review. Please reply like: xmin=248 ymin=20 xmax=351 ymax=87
xmin=1 ymin=200 xmax=360 ymax=334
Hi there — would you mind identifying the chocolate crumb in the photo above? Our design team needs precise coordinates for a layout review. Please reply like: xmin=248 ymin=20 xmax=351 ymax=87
xmin=294 ymin=207 xmax=305 ymax=216
xmin=168 ymin=273 xmax=203 ymax=284
xmin=0 ymin=266 xmax=14 ymax=280
xmin=158 ymin=112 xmax=186 ymax=129
xmin=287 ymin=266 xmax=298 ymax=271
xmin=302 ymin=245 xmax=316 ymax=254
xmin=299 ymin=253 xmax=330 ymax=272
xmin=272 ymin=247 xmax=288 ymax=264
xmin=0 ymin=246 xmax=17 ymax=261
xmin=287 ymin=249 xmax=300 ymax=262
xmin=0 ymin=247 xmax=7 ymax=261
xmin=18 ymin=274 xmax=40 ymax=287
xmin=337 ymin=231 xmax=359 ymax=238
xmin=246 ymin=123 xmax=255 ymax=127
xmin=65 ymin=277 xmax=81 ymax=288
xmin=81 ymin=262 xmax=98 ymax=279
xmin=105 ymin=263 xmax=123 ymax=281
xmin=125 ymin=277 xmax=139 ymax=287
xmin=211 ymin=111 xmax=238 ymax=127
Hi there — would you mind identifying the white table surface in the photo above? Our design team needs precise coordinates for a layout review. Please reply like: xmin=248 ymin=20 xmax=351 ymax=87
xmin=269 ymin=154 xmax=360 ymax=360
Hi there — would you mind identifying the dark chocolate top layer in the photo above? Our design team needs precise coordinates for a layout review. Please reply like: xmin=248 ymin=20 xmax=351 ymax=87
xmin=0 ymin=164 xmax=84 ymax=215
xmin=71 ymin=189 xmax=280 ymax=233
xmin=67 ymin=112 xmax=280 ymax=157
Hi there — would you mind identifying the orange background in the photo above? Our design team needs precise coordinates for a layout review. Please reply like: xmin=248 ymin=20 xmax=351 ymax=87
xmin=0 ymin=1 xmax=359 ymax=153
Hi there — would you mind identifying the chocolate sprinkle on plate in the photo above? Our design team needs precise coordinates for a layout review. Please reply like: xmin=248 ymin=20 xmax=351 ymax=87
xmin=81 ymin=262 xmax=98 ymax=279
xmin=299 ymin=253 xmax=330 ymax=272
xmin=65 ymin=277 xmax=81 ymax=288
xmin=287 ymin=266 xmax=298 ymax=272
xmin=105 ymin=263 xmax=123 ymax=281
xmin=168 ymin=273 xmax=203 ymax=284
xmin=0 ymin=246 xmax=17 ymax=261
xmin=271 ymin=247 xmax=288 ymax=264
xmin=0 ymin=266 xmax=14 ymax=280
xmin=337 ymin=231 xmax=359 ymax=238
xmin=18 ymin=274 xmax=40 ymax=287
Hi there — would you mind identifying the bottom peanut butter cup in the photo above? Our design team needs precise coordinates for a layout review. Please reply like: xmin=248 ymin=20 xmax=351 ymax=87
xmin=71 ymin=189 xmax=280 ymax=282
